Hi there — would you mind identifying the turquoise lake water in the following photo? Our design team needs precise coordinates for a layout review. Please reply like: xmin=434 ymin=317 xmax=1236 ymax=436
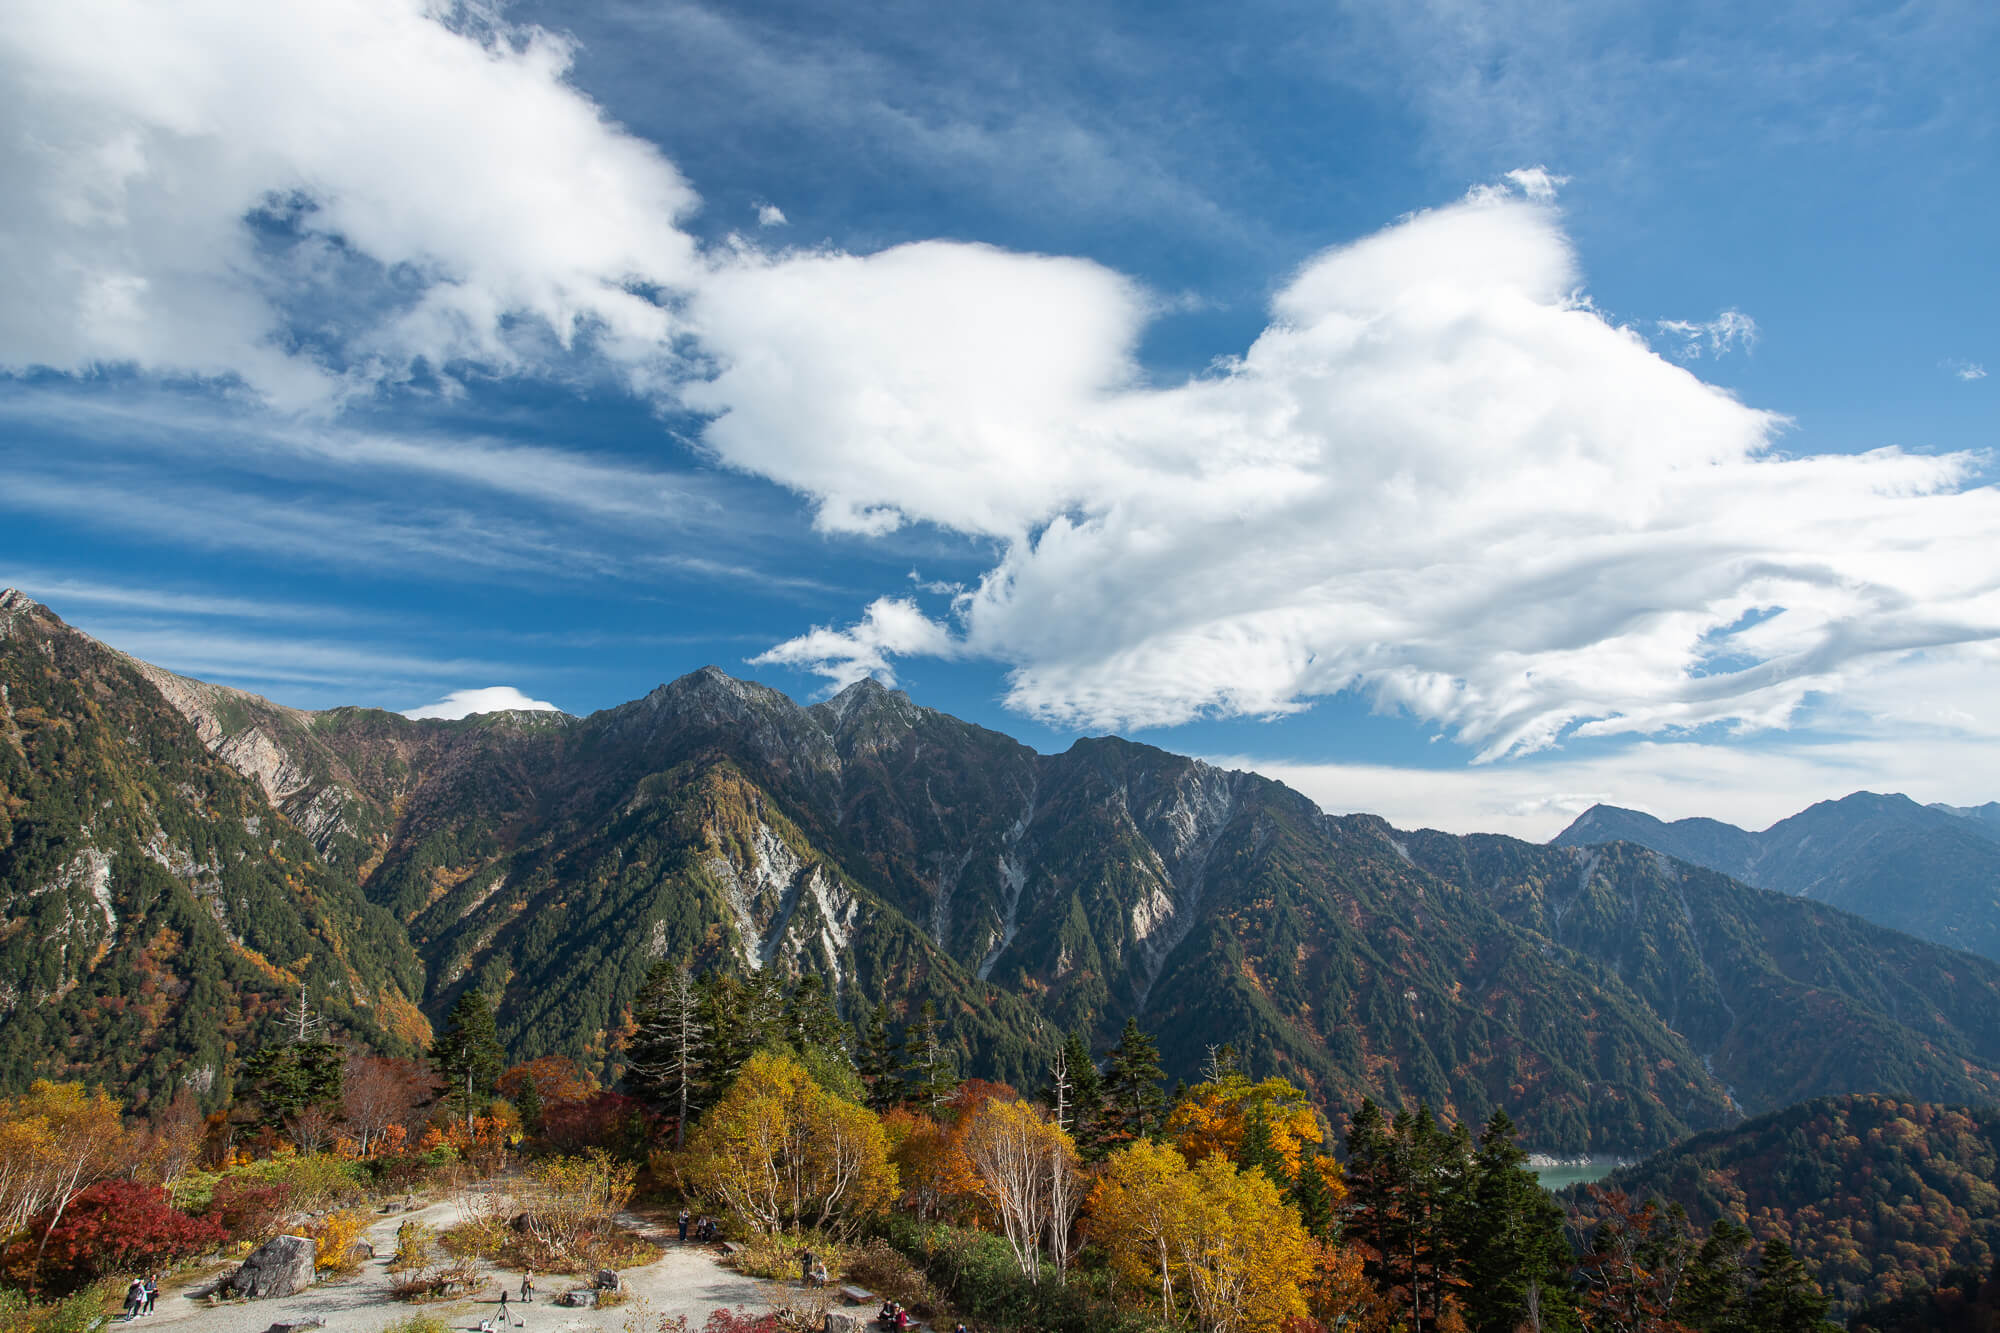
xmin=1531 ymin=1158 xmax=1626 ymax=1192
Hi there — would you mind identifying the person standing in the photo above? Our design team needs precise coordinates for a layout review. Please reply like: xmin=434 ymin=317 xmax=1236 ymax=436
xmin=123 ymin=1279 xmax=144 ymax=1320
xmin=677 ymin=1209 xmax=690 ymax=1243
xmin=143 ymin=1275 xmax=159 ymax=1314
xmin=520 ymin=1270 xmax=534 ymax=1304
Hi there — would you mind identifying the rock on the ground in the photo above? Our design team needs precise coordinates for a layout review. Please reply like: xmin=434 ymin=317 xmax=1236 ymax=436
xmin=264 ymin=1319 xmax=327 ymax=1333
xmin=823 ymin=1314 xmax=870 ymax=1333
xmin=593 ymin=1270 xmax=621 ymax=1292
xmin=345 ymin=1241 xmax=375 ymax=1263
xmin=558 ymin=1290 xmax=597 ymax=1308
xmin=228 ymin=1235 xmax=318 ymax=1299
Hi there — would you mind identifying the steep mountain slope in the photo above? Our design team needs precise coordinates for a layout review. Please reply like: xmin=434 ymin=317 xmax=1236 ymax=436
xmin=1554 ymin=793 xmax=2000 ymax=963
xmin=16 ymin=590 xmax=2000 ymax=1155
xmin=1402 ymin=834 xmax=2000 ymax=1117
xmin=0 ymin=592 xmax=427 ymax=1108
xmin=1573 ymin=1094 xmax=2000 ymax=1314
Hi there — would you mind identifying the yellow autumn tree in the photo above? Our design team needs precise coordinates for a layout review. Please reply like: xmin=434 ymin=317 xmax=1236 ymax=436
xmin=1089 ymin=1139 xmax=1313 ymax=1333
xmin=1166 ymin=1073 xmax=1324 ymax=1180
xmin=0 ymin=1082 xmax=127 ymax=1238
xmin=959 ymin=1098 xmax=1083 ymax=1281
xmin=683 ymin=1050 xmax=896 ymax=1238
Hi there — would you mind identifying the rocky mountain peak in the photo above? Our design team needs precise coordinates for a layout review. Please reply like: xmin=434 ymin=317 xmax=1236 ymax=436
xmin=811 ymin=674 xmax=926 ymax=737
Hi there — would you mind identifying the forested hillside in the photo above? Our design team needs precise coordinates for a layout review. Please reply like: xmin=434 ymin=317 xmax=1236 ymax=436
xmin=1574 ymin=1094 xmax=2000 ymax=1313
xmin=0 ymin=592 xmax=425 ymax=1109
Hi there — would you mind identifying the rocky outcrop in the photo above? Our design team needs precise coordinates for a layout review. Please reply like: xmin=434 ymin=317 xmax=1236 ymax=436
xmin=228 ymin=1234 xmax=317 ymax=1299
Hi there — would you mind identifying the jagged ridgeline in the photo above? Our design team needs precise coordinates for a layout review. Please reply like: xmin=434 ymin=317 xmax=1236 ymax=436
xmin=7 ymin=587 xmax=2000 ymax=1153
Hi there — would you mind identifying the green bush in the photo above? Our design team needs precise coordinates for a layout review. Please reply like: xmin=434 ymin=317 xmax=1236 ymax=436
xmin=0 ymin=1277 xmax=120 ymax=1333
xmin=877 ymin=1216 xmax=1166 ymax=1333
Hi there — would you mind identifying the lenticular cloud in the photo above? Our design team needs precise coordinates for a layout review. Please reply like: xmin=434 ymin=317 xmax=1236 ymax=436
xmin=745 ymin=189 xmax=2000 ymax=757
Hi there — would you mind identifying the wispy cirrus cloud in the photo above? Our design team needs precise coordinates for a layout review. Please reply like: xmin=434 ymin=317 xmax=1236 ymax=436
xmin=1655 ymin=309 xmax=1758 ymax=359
xmin=1945 ymin=359 xmax=1988 ymax=381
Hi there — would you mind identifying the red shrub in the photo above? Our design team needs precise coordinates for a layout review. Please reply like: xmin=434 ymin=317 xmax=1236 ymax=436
xmin=540 ymin=1090 xmax=658 ymax=1155
xmin=701 ymin=1310 xmax=782 ymax=1333
xmin=3 ymin=1180 xmax=228 ymax=1294
xmin=205 ymin=1175 xmax=295 ymax=1241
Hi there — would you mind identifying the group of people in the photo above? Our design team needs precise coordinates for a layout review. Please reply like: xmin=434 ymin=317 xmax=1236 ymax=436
xmin=121 ymin=1276 xmax=160 ymax=1320
xmin=675 ymin=1209 xmax=720 ymax=1243
xmin=874 ymin=1299 xmax=914 ymax=1329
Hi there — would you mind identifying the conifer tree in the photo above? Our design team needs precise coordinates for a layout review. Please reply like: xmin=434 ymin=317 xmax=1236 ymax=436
xmin=430 ymin=989 xmax=505 ymax=1131
xmin=1462 ymin=1110 xmax=1575 ymax=1333
xmin=514 ymin=1075 xmax=544 ymax=1137
xmin=1748 ymin=1240 xmax=1837 ymax=1333
xmin=855 ymin=1003 xmax=900 ymax=1110
xmin=901 ymin=1000 xmax=955 ymax=1107
xmin=240 ymin=985 xmax=343 ymax=1126
xmin=1291 ymin=1147 xmax=1339 ymax=1240
xmin=1682 ymin=1218 xmax=1754 ymax=1333
xmin=628 ymin=959 xmax=708 ymax=1145
xmin=783 ymin=973 xmax=847 ymax=1054
xmin=1102 ymin=1017 xmax=1165 ymax=1143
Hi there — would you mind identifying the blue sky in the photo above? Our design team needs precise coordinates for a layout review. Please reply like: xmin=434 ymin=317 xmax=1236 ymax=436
xmin=2 ymin=0 xmax=1996 ymax=836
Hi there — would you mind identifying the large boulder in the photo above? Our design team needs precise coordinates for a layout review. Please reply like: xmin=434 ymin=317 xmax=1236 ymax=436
xmin=557 ymin=1290 xmax=596 ymax=1309
xmin=228 ymin=1235 xmax=318 ymax=1299
xmin=593 ymin=1270 xmax=621 ymax=1292
xmin=823 ymin=1314 xmax=870 ymax=1333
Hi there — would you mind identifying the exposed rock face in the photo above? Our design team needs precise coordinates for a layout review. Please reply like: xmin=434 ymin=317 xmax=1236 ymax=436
xmin=228 ymin=1234 xmax=317 ymax=1299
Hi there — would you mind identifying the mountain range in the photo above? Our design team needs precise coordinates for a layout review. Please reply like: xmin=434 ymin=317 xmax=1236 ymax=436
xmin=1554 ymin=792 xmax=2000 ymax=963
xmin=6 ymin=589 xmax=2000 ymax=1155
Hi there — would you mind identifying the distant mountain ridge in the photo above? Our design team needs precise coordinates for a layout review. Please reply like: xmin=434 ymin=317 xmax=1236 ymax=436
xmin=1553 ymin=792 xmax=2000 ymax=963
xmin=9 ymin=589 xmax=2000 ymax=1154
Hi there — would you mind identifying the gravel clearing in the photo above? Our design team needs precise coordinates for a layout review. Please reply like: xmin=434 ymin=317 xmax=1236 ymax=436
xmin=133 ymin=1202 xmax=785 ymax=1333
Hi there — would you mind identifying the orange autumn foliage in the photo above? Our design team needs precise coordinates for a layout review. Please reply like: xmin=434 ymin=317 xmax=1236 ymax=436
xmin=1166 ymin=1074 xmax=1324 ymax=1180
xmin=500 ymin=1056 xmax=600 ymax=1109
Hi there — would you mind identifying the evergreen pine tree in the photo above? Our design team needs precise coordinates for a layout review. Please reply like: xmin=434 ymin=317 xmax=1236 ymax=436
xmin=1748 ymin=1240 xmax=1837 ymax=1333
xmin=514 ymin=1076 xmax=544 ymax=1137
xmin=784 ymin=973 xmax=848 ymax=1054
xmin=430 ymin=989 xmax=505 ymax=1131
xmin=1238 ymin=1103 xmax=1290 ymax=1186
xmin=628 ymin=959 xmax=708 ymax=1144
xmin=699 ymin=972 xmax=753 ymax=1087
xmin=1682 ymin=1218 xmax=1754 ymax=1333
xmin=1102 ymin=1018 xmax=1166 ymax=1143
xmin=1292 ymin=1148 xmax=1339 ymax=1241
xmin=901 ymin=1000 xmax=955 ymax=1107
xmin=855 ymin=1003 xmax=900 ymax=1110
xmin=1461 ymin=1110 xmax=1576 ymax=1333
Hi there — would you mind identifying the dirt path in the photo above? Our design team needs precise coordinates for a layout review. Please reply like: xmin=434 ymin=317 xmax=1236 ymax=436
xmin=135 ymin=1201 xmax=786 ymax=1333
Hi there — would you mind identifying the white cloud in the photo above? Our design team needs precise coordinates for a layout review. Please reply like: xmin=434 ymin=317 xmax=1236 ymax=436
xmin=0 ymin=0 xmax=699 ymax=406
xmin=401 ymin=685 xmax=564 ymax=720
xmin=1229 ymin=646 xmax=2000 ymax=838
xmin=1502 ymin=165 xmax=1569 ymax=200
xmin=728 ymin=191 xmax=2000 ymax=757
xmin=756 ymin=203 xmax=788 ymax=227
xmin=1947 ymin=359 xmax=1987 ymax=381
xmin=1655 ymin=309 xmax=1758 ymax=359
xmin=750 ymin=596 xmax=959 ymax=688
